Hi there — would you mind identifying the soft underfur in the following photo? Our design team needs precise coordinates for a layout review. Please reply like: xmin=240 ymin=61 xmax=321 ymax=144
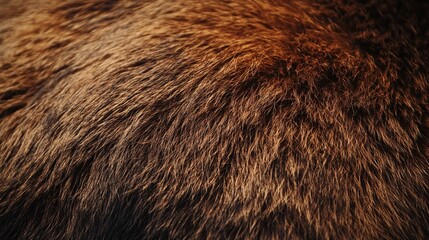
xmin=0 ymin=0 xmax=428 ymax=239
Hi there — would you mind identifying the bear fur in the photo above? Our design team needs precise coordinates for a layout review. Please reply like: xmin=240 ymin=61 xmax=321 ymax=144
xmin=0 ymin=0 xmax=428 ymax=239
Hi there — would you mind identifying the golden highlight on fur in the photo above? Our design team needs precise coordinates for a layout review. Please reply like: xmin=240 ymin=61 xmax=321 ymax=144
xmin=0 ymin=0 xmax=428 ymax=239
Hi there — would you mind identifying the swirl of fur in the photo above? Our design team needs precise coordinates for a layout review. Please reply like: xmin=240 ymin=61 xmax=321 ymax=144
xmin=0 ymin=0 xmax=428 ymax=239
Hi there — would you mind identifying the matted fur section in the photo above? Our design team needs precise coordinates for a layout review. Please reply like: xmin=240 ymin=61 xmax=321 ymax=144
xmin=0 ymin=0 xmax=428 ymax=239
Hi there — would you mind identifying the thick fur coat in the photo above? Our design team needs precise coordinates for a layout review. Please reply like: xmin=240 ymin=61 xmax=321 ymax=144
xmin=0 ymin=0 xmax=428 ymax=239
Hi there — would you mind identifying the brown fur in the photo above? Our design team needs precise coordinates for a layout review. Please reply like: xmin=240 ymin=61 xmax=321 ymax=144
xmin=0 ymin=0 xmax=428 ymax=239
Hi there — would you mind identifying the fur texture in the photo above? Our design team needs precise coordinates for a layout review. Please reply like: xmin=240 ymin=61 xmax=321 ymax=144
xmin=0 ymin=0 xmax=428 ymax=239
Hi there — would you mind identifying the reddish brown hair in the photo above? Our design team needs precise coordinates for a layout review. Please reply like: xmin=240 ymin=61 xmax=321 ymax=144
xmin=0 ymin=0 xmax=428 ymax=239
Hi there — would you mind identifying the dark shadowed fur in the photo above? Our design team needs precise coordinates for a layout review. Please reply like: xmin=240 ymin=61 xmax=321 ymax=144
xmin=0 ymin=0 xmax=428 ymax=239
